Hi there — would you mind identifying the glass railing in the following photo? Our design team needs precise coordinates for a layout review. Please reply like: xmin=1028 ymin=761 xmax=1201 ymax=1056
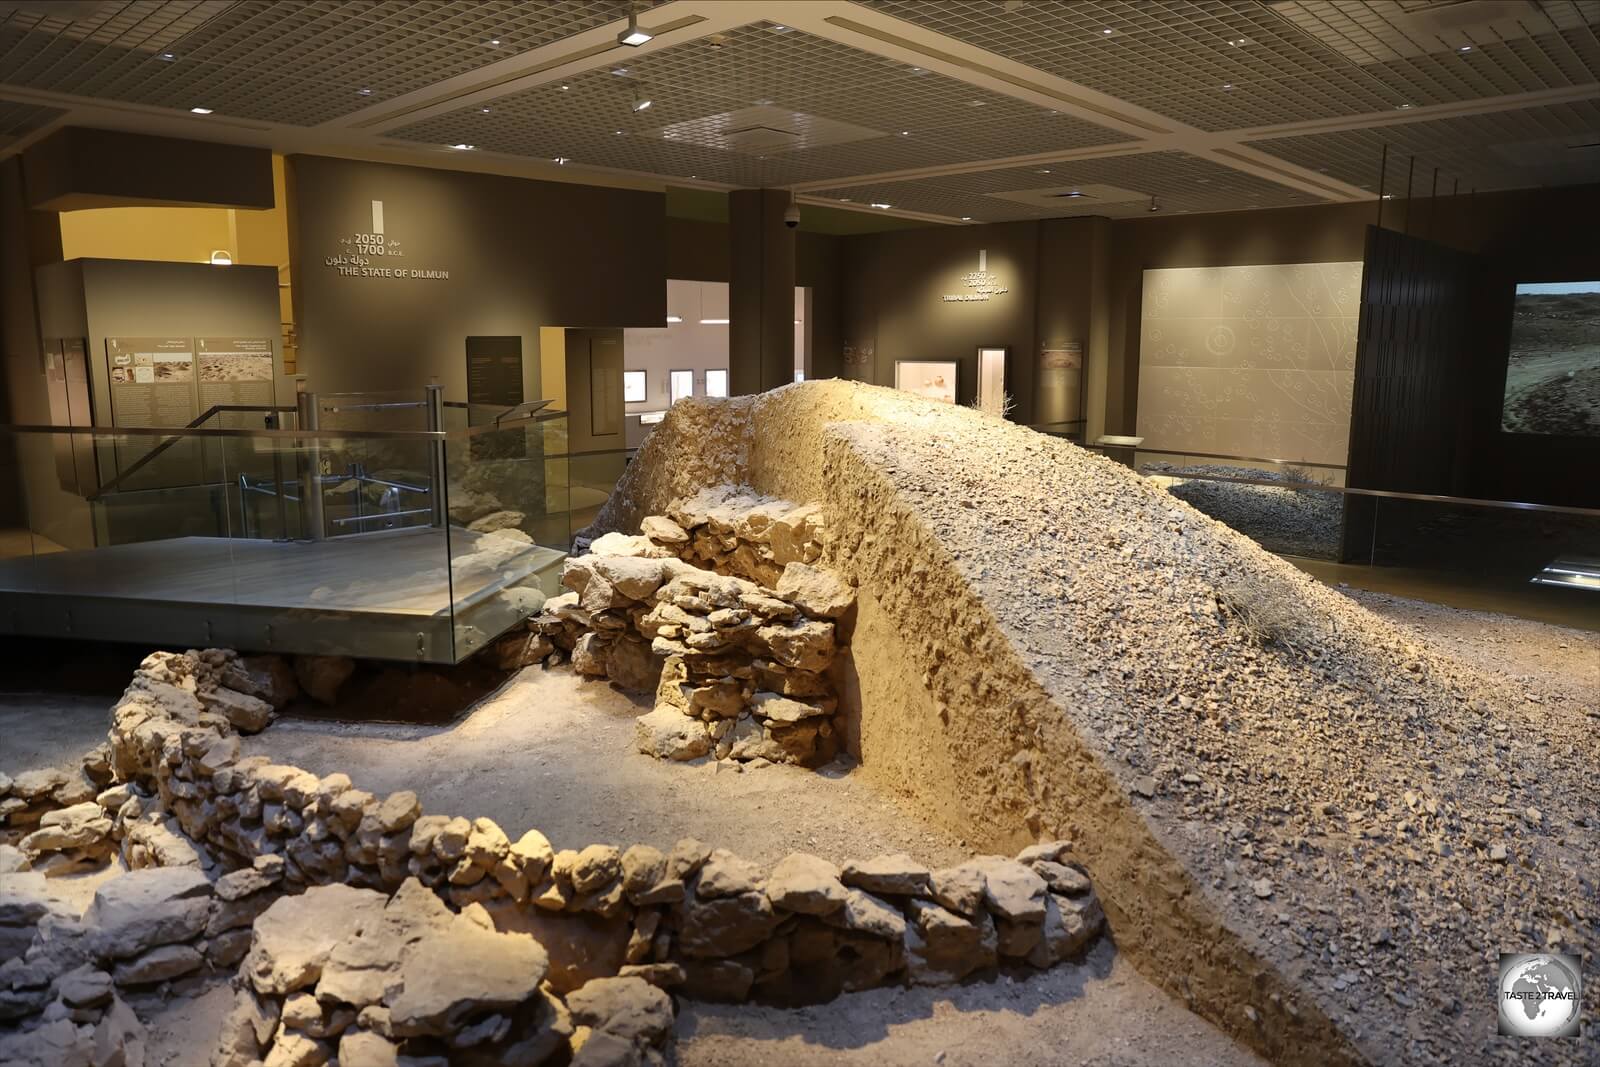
xmin=1086 ymin=444 xmax=1600 ymax=629
xmin=0 ymin=394 xmax=630 ymax=663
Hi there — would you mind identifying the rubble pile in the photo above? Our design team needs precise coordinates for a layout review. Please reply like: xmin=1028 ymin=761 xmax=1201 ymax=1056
xmin=0 ymin=747 xmax=113 ymax=854
xmin=0 ymin=860 xmax=285 ymax=1066
xmin=506 ymin=496 xmax=855 ymax=767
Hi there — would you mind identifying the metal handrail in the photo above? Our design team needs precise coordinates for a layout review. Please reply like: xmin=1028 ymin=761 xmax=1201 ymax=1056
xmin=6 ymin=406 xmax=566 ymax=443
xmin=86 ymin=403 xmax=294 ymax=500
xmin=1148 ymin=468 xmax=1600 ymax=519
xmin=1090 ymin=443 xmax=1348 ymax=472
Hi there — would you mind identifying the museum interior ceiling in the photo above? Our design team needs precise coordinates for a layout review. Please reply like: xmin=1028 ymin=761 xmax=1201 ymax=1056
xmin=1 ymin=0 xmax=1598 ymax=224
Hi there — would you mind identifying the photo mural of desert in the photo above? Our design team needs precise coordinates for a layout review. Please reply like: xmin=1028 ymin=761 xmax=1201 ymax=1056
xmin=1501 ymin=281 xmax=1600 ymax=437
xmin=199 ymin=353 xmax=274 ymax=383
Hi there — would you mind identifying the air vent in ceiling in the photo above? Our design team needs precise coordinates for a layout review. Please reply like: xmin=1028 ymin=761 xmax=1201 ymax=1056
xmin=723 ymin=125 xmax=801 ymax=153
xmin=655 ymin=105 xmax=884 ymax=156
xmin=986 ymin=182 xmax=1146 ymax=209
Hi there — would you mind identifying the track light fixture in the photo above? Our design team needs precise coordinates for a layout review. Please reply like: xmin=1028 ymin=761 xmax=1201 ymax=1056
xmin=1148 ymin=196 xmax=1161 ymax=212
xmin=631 ymin=91 xmax=653 ymax=112
xmin=618 ymin=8 xmax=652 ymax=47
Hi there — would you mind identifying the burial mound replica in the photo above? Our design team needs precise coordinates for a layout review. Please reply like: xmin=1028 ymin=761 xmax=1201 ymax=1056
xmin=586 ymin=379 xmax=1598 ymax=1067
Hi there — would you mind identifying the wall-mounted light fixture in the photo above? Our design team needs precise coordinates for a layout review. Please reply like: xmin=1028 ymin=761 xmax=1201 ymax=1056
xmin=209 ymin=250 xmax=233 ymax=266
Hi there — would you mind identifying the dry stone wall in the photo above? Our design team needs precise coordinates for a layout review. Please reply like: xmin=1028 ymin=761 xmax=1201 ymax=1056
xmin=2 ymin=643 xmax=1108 ymax=1066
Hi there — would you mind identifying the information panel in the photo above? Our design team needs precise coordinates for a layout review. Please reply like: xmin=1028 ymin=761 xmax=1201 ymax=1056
xmin=196 ymin=336 xmax=276 ymax=415
xmin=106 ymin=336 xmax=197 ymax=428
xmin=105 ymin=336 xmax=199 ymax=487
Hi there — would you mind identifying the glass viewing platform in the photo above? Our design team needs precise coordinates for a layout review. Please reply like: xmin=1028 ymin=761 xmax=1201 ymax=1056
xmin=0 ymin=387 xmax=627 ymax=663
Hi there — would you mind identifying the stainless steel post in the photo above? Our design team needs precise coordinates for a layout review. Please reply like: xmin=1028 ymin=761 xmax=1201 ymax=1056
xmin=425 ymin=382 xmax=447 ymax=528
xmin=295 ymin=380 xmax=325 ymax=541
xmin=267 ymin=410 xmax=290 ymax=542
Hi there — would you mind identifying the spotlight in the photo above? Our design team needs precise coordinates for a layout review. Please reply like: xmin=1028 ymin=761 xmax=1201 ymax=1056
xmin=450 ymin=143 xmax=476 ymax=150
xmin=632 ymin=95 xmax=653 ymax=112
xmin=1148 ymin=196 xmax=1161 ymax=212
xmin=960 ymin=216 xmax=973 ymax=221
xmin=357 ymin=88 xmax=373 ymax=96
xmin=190 ymin=107 xmax=213 ymax=114
xmin=552 ymin=156 xmax=570 ymax=165
xmin=618 ymin=10 xmax=653 ymax=47
xmin=870 ymin=202 xmax=892 ymax=209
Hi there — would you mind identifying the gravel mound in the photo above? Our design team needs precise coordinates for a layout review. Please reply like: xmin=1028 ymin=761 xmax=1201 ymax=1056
xmin=589 ymin=381 xmax=1598 ymax=1067
xmin=1145 ymin=463 xmax=1343 ymax=559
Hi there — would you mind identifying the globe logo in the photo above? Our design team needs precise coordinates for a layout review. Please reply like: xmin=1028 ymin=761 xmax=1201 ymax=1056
xmin=1498 ymin=952 xmax=1582 ymax=1038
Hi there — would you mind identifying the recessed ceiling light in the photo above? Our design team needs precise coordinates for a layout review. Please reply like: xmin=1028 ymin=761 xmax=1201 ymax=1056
xmin=450 ymin=143 xmax=476 ymax=150
xmin=357 ymin=88 xmax=373 ymax=96
xmin=1222 ymin=83 xmax=1234 ymax=90
xmin=553 ymin=156 xmax=570 ymax=165
xmin=1101 ymin=28 xmax=1114 ymax=36
xmin=631 ymin=96 xmax=653 ymax=112
xmin=611 ymin=67 xmax=630 ymax=77
xmin=618 ymin=11 xmax=653 ymax=46
xmin=1037 ymin=168 xmax=1051 ymax=174
xmin=1397 ymin=103 xmax=1412 ymax=109
xmin=909 ymin=66 xmax=926 ymax=74
xmin=1458 ymin=44 xmax=1472 ymax=52
xmin=968 ymin=100 xmax=986 ymax=107
xmin=769 ymin=24 xmax=792 ymax=33
xmin=960 ymin=216 xmax=973 ymax=221
xmin=1229 ymin=37 xmax=1250 ymax=46
xmin=558 ymin=83 xmax=570 ymax=91
xmin=1061 ymin=190 xmax=1085 ymax=197
xmin=900 ymin=130 xmax=910 ymax=136
xmin=159 ymin=52 xmax=176 ymax=61
xmin=871 ymin=202 xmax=892 ymax=209
xmin=488 ymin=38 xmax=501 ymax=46
xmin=479 ymin=106 xmax=492 ymax=113
xmin=838 ymin=197 xmax=852 ymax=202
xmin=190 ymin=107 xmax=213 ymax=114
xmin=614 ymin=129 xmax=624 ymax=135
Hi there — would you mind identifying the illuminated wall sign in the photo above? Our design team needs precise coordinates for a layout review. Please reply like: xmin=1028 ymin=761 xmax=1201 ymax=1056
xmin=324 ymin=199 xmax=451 ymax=280
xmin=943 ymin=249 xmax=1009 ymax=303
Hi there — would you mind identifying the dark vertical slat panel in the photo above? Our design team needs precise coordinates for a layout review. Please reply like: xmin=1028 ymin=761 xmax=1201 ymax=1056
xmin=1341 ymin=225 xmax=1481 ymax=559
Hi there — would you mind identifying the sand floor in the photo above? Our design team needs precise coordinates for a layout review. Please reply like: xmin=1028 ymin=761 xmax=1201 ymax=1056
xmin=2 ymin=588 xmax=1591 ymax=1065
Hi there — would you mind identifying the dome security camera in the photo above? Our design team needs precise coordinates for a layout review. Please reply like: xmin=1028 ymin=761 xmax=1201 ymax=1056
xmin=783 ymin=202 xmax=801 ymax=228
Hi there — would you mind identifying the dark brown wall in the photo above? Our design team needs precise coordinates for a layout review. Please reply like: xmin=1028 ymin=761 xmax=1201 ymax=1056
xmin=0 ymin=157 xmax=56 ymax=527
xmin=24 ymin=127 xmax=274 ymax=211
xmin=799 ymin=231 xmax=843 ymax=381
xmin=665 ymin=218 xmax=729 ymax=282
xmin=288 ymin=155 xmax=665 ymax=399
xmin=840 ymin=221 xmax=1042 ymax=420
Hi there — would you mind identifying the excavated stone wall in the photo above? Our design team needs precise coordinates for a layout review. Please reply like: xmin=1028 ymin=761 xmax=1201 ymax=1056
xmin=1 ymin=644 xmax=1109 ymax=1065
xmin=584 ymin=381 xmax=1600 ymax=1067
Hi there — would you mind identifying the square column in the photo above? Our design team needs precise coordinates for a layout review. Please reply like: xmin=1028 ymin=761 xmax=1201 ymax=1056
xmin=728 ymin=188 xmax=795 ymax=395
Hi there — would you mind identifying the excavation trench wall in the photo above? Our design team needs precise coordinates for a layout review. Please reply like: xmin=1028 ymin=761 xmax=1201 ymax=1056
xmin=588 ymin=383 xmax=1363 ymax=1064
